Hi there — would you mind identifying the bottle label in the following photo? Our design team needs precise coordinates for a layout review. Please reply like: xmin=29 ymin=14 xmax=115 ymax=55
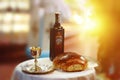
xmin=56 ymin=32 xmax=63 ymax=45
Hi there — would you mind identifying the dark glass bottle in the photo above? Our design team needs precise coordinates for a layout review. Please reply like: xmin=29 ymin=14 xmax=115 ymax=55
xmin=50 ymin=13 xmax=64 ymax=61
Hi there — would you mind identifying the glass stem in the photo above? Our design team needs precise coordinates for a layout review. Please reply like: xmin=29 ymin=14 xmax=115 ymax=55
xmin=34 ymin=56 xmax=38 ymax=71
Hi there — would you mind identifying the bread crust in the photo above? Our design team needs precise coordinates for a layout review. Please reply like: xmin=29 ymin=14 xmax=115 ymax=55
xmin=53 ymin=52 xmax=88 ymax=72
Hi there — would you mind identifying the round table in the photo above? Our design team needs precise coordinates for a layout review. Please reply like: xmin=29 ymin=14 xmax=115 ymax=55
xmin=11 ymin=58 xmax=96 ymax=80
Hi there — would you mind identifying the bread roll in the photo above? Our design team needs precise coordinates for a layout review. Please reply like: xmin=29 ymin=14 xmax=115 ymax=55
xmin=53 ymin=52 xmax=88 ymax=72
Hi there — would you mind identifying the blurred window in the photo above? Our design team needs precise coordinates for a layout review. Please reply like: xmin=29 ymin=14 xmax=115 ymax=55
xmin=0 ymin=0 xmax=30 ymax=44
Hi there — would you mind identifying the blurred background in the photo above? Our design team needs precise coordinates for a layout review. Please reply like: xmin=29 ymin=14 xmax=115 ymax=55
xmin=0 ymin=0 xmax=120 ymax=80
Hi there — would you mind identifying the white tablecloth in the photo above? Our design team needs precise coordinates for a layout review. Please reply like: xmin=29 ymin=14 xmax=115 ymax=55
xmin=11 ymin=58 xmax=96 ymax=80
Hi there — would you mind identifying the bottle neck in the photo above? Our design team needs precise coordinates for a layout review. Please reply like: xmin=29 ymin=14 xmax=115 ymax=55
xmin=54 ymin=13 xmax=61 ymax=27
xmin=55 ymin=13 xmax=59 ymax=23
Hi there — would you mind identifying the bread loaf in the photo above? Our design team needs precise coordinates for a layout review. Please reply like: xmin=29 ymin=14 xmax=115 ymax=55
xmin=53 ymin=52 xmax=88 ymax=72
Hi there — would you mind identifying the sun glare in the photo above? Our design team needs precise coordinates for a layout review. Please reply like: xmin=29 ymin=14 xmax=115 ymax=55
xmin=72 ymin=0 xmax=104 ymax=36
xmin=73 ymin=13 xmax=83 ymax=24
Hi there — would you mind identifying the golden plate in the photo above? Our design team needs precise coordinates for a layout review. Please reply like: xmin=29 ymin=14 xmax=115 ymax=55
xmin=22 ymin=63 xmax=54 ymax=74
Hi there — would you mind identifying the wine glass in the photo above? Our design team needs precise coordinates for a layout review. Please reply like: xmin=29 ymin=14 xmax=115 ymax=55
xmin=30 ymin=46 xmax=41 ymax=72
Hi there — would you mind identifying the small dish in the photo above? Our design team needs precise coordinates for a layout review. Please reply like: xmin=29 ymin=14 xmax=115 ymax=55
xmin=85 ymin=56 xmax=98 ymax=68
